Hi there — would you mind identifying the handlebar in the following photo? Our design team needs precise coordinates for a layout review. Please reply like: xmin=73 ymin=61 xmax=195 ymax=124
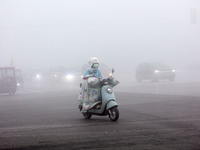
xmin=101 ymin=77 xmax=113 ymax=86
xmin=101 ymin=79 xmax=108 ymax=85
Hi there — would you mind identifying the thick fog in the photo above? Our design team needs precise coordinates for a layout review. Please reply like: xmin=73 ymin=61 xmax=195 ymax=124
xmin=0 ymin=0 xmax=200 ymax=81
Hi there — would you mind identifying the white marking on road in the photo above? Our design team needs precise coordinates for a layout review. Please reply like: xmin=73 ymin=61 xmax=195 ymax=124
xmin=0 ymin=118 xmax=200 ymax=132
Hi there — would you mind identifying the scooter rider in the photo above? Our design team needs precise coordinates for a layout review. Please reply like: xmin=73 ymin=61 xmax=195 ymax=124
xmin=78 ymin=57 xmax=102 ymax=111
xmin=84 ymin=57 xmax=102 ymax=79
xmin=79 ymin=62 xmax=120 ymax=121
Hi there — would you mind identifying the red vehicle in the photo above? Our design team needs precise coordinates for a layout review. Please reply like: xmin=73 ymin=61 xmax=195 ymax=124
xmin=0 ymin=67 xmax=17 ymax=95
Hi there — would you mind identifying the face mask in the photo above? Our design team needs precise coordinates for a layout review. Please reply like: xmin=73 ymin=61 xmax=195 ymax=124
xmin=93 ymin=63 xmax=99 ymax=68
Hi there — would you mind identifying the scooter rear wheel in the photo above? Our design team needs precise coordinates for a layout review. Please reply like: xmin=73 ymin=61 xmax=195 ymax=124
xmin=108 ymin=107 xmax=119 ymax=121
xmin=83 ymin=112 xmax=92 ymax=119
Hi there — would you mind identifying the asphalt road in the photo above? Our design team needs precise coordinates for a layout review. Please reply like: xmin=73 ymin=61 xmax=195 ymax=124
xmin=0 ymin=81 xmax=200 ymax=150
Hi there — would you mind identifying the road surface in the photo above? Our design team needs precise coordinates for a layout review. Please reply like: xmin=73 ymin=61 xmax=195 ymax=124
xmin=0 ymin=81 xmax=200 ymax=150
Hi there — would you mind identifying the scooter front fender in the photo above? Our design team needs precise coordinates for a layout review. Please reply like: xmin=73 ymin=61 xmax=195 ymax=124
xmin=106 ymin=100 xmax=118 ymax=110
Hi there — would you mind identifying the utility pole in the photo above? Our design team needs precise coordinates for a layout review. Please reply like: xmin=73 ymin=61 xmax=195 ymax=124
xmin=191 ymin=8 xmax=197 ymax=24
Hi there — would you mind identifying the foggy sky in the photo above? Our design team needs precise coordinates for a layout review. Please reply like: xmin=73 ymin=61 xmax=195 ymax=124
xmin=0 ymin=0 xmax=200 ymax=71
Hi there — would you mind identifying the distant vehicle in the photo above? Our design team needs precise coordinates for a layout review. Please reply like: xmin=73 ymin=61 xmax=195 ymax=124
xmin=0 ymin=67 xmax=17 ymax=95
xmin=49 ymin=66 xmax=66 ymax=80
xmin=15 ymin=69 xmax=23 ymax=87
xmin=25 ymin=69 xmax=48 ymax=82
xmin=136 ymin=62 xmax=176 ymax=82
xmin=49 ymin=66 xmax=81 ymax=83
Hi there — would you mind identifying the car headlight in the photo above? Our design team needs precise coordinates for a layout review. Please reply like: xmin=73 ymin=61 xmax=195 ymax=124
xmin=66 ymin=74 xmax=74 ymax=80
xmin=17 ymin=83 xmax=20 ymax=86
xmin=172 ymin=69 xmax=175 ymax=73
xmin=154 ymin=70 xmax=160 ymax=73
xmin=107 ymin=87 xmax=113 ymax=94
xmin=35 ymin=74 xmax=41 ymax=79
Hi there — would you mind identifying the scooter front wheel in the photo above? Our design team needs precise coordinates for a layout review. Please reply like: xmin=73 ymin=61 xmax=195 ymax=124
xmin=108 ymin=107 xmax=119 ymax=121
xmin=83 ymin=112 xmax=92 ymax=119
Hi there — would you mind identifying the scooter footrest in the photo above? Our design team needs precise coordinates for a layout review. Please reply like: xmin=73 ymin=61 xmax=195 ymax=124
xmin=95 ymin=104 xmax=101 ymax=109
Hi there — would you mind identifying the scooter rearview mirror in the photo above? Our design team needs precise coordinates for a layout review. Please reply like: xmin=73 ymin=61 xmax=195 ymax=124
xmin=112 ymin=68 xmax=115 ymax=74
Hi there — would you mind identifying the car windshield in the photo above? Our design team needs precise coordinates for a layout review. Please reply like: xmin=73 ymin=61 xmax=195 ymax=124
xmin=4 ymin=69 xmax=15 ymax=76
xmin=150 ymin=63 xmax=171 ymax=69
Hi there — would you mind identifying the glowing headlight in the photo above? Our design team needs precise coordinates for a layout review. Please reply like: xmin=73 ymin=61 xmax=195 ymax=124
xmin=154 ymin=70 xmax=160 ymax=73
xmin=107 ymin=87 xmax=113 ymax=94
xmin=66 ymin=74 xmax=74 ymax=80
xmin=172 ymin=70 xmax=175 ymax=73
xmin=35 ymin=74 xmax=41 ymax=79
xmin=17 ymin=83 xmax=20 ymax=86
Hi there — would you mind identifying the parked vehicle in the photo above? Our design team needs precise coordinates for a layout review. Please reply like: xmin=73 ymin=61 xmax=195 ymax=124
xmin=136 ymin=62 xmax=176 ymax=82
xmin=0 ymin=67 xmax=17 ymax=95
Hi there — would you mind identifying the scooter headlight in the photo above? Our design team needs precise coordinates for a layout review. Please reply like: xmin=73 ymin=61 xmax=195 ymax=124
xmin=107 ymin=87 xmax=113 ymax=94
